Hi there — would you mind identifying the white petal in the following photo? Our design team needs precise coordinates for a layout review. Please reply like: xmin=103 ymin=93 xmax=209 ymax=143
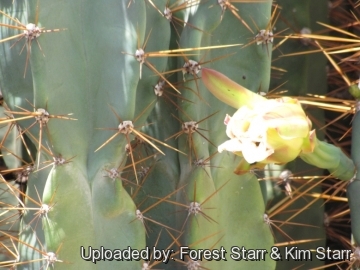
xmin=242 ymin=141 xmax=274 ymax=164
xmin=218 ymin=139 xmax=243 ymax=153
xmin=246 ymin=116 xmax=267 ymax=139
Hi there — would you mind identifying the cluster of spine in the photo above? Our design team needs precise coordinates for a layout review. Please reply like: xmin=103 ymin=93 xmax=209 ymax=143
xmin=0 ymin=1 xmax=359 ymax=270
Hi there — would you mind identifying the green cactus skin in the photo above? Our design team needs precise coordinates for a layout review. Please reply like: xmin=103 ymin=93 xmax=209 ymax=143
xmin=0 ymin=1 xmax=346 ymax=270
xmin=349 ymin=85 xmax=360 ymax=99
xmin=266 ymin=1 xmax=330 ymax=269
xmin=349 ymin=103 xmax=360 ymax=245
xmin=173 ymin=1 xmax=275 ymax=269
xmin=265 ymin=1 xmax=327 ymax=269
xmin=2 ymin=0 xmax=350 ymax=270
xmin=193 ymin=1 xmax=355 ymax=269
xmin=1 ymin=0 xmax=147 ymax=269
xmin=0 ymin=0 xmax=272 ymax=269
xmin=348 ymin=179 xmax=360 ymax=246
xmin=0 ymin=105 xmax=22 ymax=264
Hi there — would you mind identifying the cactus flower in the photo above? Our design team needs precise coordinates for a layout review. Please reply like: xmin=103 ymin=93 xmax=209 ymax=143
xmin=202 ymin=68 xmax=356 ymax=180
xmin=218 ymin=96 xmax=313 ymax=166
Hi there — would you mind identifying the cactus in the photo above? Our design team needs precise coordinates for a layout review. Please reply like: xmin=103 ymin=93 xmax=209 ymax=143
xmin=0 ymin=1 xmax=358 ymax=270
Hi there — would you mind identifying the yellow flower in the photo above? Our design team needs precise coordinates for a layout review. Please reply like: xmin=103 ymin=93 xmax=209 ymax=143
xmin=202 ymin=68 xmax=355 ymax=179
xmin=218 ymin=97 xmax=313 ymax=166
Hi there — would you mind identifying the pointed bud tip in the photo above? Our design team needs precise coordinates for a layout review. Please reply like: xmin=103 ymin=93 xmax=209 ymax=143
xmin=201 ymin=68 xmax=266 ymax=109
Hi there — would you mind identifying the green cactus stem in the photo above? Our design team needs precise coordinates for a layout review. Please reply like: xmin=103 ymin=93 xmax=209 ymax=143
xmin=349 ymin=101 xmax=360 ymax=245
